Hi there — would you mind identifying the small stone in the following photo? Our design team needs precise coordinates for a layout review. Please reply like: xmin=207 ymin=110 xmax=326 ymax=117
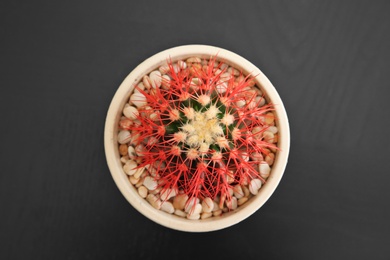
xmin=174 ymin=209 xmax=187 ymax=218
xmin=184 ymin=197 xmax=200 ymax=213
xmin=233 ymin=185 xmax=244 ymax=199
xmin=127 ymin=146 xmax=137 ymax=160
xmin=201 ymin=197 xmax=214 ymax=213
xmin=135 ymin=144 xmax=145 ymax=156
xmin=142 ymin=75 xmax=152 ymax=89
xmin=220 ymin=72 xmax=231 ymax=81
xmin=146 ymin=194 xmax=161 ymax=209
xmin=250 ymin=152 xmax=263 ymax=162
xmin=228 ymin=67 xmax=240 ymax=76
xmin=249 ymin=178 xmax=262 ymax=195
xmin=129 ymin=176 xmax=139 ymax=185
xmin=186 ymin=57 xmax=202 ymax=63
xmin=213 ymin=209 xmax=222 ymax=217
xmin=143 ymin=176 xmax=158 ymax=191
xmin=238 ymin=197 xmax=249 ymax=206
xmin=117 ymin=130 xmax=131 ymax=144
xmin=186 ymin=204 xmax=202 ymax=220
xmin=177 ymin=60 xmax=187 ymax=69
xmin=265 ymin=153 xmax=275 ymax=166
xmin=226 ymin=197 xmax=238 ymax=210
xmin=186 ymin=213 xmax=200 ymax=220
xmin=161 ymin=75 xmax=171 ymax=89
xmin=173 ymin=194 xmax=188 ymax=210
xmin=119 ymin=144 xmax=128 ymax=156
xmin=216 ymin=81 xmax=228 ymax=93
xmin=263 ymin=131 xmax=275 ymax=143
xmin=212 ymin=201 xmax=220 ymax=212
xmin=267 ymin=126 xmax=278 ymax=134
xmin=138 ymin=186 xmax=148 ymax=198
xmin=134 ymin=82 xmax=145 ymax=93
xmin=130 ymin=92 xmax=147 ymax=108
xmin=242 ymin=185 xmax=251 ymax=197
xmin=120 ymin=155 xmax=129 ymax=163
xmin=119 ymin=118 xmax=132 ymax=129
xmin=201 ymin=212 xmax=213 ymax=219
xmin=149 ymin=70 xmax=162 ymax=89
xmin=160 ymin=188 xmax=177 ymax=201
xmin=235 ymin=99 xmax=246 ymax=108
xmin=161 ymin=201 xmax=175 ymax=214
xmin=259 ymin=161 xmax=271 ymax=178
xmin=123 ymin=104 xmax=139 ymax=120
xmin=159 ymin=64 xmax=170 ymax=74
xmin=123 ymin=160 xmax=137 ymax=175
xmin=265 ymin=112 xmax=275 ymax=125
xmin=133 ymin=166 xmax=145 ymax=179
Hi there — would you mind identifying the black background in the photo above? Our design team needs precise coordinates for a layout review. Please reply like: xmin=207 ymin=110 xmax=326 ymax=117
xmin=1 ymin=0 xmax=390 ymax=259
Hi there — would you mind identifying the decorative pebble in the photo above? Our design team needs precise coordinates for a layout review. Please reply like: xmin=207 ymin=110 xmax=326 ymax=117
xmin=173 ymin=194 xmax=188 ymax=210
xmin=120 ymin=155 xmax=129 ymax=164
xmin=233 ymin=185 xmax=244 ymax=199
xmin=265 ymin=153 xmax=275 ymax=166
xmin=250 ymin=152 xmax=263 ymax=162
xmin=238 ymin=197 xmax=249 ymax=206
xmin=123 ymin=104 xmax=139 ymax=120
xmin=138 ymin=186 xmax=148 ymax=198
xmin=149 ymin=70 xmax=162 ymax=89
xmin=186 ymin=204 xmax=202 ymax=220
xmin=177 ymin=60 xmax=187 ymax=69
xmin=146 ymin=194 xmax=161 ymax=209
xmin=216 ymin=81 xmax=227 ymax=93
xmin=184 ymin=198 xmax=200 ymax=213
xmin=226 ymin=197 xmax=238 ymax=210
xmin=161 ymin=75 xmax=171 ymax=89
xmin=134 ymin=82 xmax=145 ymax=92
xmin=212 ymin=201 xmax=220 ymax=212
xmin=201 ymin=212 xmax=213 ymax=219
xmin=161 ymin=201 xmax=175 ymax=214
xmin=159 ymin=64 xmax=170 ymax=74
xmin=135 ymin=144 xmax=145 ymax=156
xmin=119 ymin=144 xmax=128 ymax=156
xmin=143 ymin=176 xmax=158 ymax=191
xmin=201 ymin=197 xmax=214 ymax=213
xmin=213 ymin=209 xmax=222 ymax=217
xmin=186 ymin=57 xmax=201 ymax=63
xmin=174 ymin=209 xmax=187 ymax=218
xmin=129 ymin=176 xmax=139 ymax=185
xmin=143 ymin=75 xmax=152 ymax=89
xmin=259 ymin=161 xmax=271 ymax=178
xmin=235 ymin=99 xmax=246 ymax=108
xmin=249 ymin=178 xmax=262 ymax=195
xmin=265 ymin=112 xmax=275 ymax=125
xmin=127 ymin=146 xmax=137 ymax=160
xmin=267 ymin=126 xmax=278 ymax=134
xmin=160 ymin=188 xmax=177 ymax=201
xmin=263 ymin=131 xmax=275 ymax=143
xmin=133 ymin=166 xmax=145 ymax=179
xmin=117 ymin=130 xmax=131 ymax=144
xmin=119 ymin=118 xmax=132 ymax=129
xmin=123 ymin=160 xmax=137 ymax=175
xmin=130 ymin=92 xmax=147 ymax=108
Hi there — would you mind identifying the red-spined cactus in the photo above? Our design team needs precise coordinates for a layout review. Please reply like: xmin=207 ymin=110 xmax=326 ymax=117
xmin=120 ymin=56 xmax=278 ymax=214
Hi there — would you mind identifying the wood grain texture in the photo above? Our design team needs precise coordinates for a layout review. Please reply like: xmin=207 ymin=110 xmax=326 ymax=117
xmin=1 ymin=0 xmax=390 ymax=259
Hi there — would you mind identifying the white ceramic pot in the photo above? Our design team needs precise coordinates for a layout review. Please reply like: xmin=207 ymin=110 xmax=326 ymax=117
xmin=104 ymin=45 xmax=290 ymax=232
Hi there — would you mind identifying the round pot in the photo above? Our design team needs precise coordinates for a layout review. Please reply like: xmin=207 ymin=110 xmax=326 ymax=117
xmin=104 ymin=44 xmax=290 ymax=232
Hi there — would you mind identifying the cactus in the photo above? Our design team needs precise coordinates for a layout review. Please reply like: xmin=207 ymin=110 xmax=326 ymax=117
xmin=123 ymin=56 xmax=278 ymax=211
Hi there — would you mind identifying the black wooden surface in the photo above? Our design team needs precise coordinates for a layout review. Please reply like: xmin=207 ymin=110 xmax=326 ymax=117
xmin=1 ymin=0 xmax=390 ymax=259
